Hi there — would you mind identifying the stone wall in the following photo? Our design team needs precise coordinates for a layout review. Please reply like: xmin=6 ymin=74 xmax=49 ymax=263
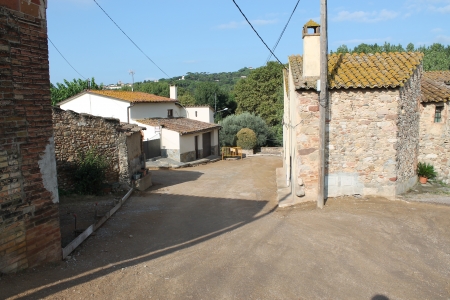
xmin=418 ymin=101 xmax=450 ymax=183
xmin=294 ymin=83 xmax=419 ymax=200
xmin=52 ymin=108 xmax=140 ymax=190
xmin=396 ymin=67 xmax=421 ymax=188
xmin=0 ymin=1 xmax=62 ymax=274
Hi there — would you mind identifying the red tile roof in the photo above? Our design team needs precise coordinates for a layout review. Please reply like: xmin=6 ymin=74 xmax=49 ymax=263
xmin=421 ymin=71 xmax=450 ymax=103
xmin=137 ymin=118 xmax=221 ymax=135
xmin=89 ymin=90 xmax=177 ymax=103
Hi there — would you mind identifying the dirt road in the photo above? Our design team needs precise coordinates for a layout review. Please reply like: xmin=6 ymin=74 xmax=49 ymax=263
xmin=1 ymin=156 xmax=450 ymax=299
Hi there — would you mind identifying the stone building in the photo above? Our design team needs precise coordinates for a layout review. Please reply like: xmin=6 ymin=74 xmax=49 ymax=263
xmin=281 ymin=20 xmax=424 ymax=206
xmin=0 ymin=1 xmax=62 ymax=273
xmin=418 ymin=71 xmax=450 ymax=183
xmin=52 ymin=108 xmax=146 ymax=191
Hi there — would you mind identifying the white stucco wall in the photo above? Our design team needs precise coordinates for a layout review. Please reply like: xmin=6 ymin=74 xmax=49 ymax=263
xmin=186 ymin=107 xmax=214 ymax=123
xmin=130 ymin=102 xmax=183 ymax=120
xmin=180 ymin=134 xmax=197 ymax=154
xmin=60 ymin=94 xmax=129 ymax=121
xmin=161 ymin=129 xmax=180 ymax=150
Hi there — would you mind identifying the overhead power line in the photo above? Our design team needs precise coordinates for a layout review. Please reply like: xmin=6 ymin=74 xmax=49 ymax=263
xmin=92 ymin=0 xmax=170 ymax=78
xmin=231 ymin=0 xmax=285 ymax=66
xmin=48 ymin=37 xmax=86 ymax=79
xmin=266 ymin=0 xmax=301 ymax=63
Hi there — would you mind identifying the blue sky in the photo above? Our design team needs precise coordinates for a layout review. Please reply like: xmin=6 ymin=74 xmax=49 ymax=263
xmin=47 ymin=0 xmax=450 ymax=85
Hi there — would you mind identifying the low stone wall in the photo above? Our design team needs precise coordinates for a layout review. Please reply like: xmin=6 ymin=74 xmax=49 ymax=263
xmin=419 ymin=101 xmax=450 ymax=183
xmin=53 ymin=108 xmax=122 ymax=190
xmin=260 ymin=147 xmax=283 ymax=155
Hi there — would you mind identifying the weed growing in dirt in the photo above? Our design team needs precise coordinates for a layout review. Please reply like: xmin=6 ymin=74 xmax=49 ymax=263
xmin=74 ymin=148 xmax=108 ymax=195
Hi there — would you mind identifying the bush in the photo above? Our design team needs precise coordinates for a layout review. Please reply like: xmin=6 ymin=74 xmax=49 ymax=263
xmin=74 ymin=148 xmax=108 ymax=195
xmin=236 ymin=128 xmax=257 ymax=150
xmin=219 ymin=112 xmax=270 ymax=147
xmin=417 ymin=162 xmax=437 ymax=179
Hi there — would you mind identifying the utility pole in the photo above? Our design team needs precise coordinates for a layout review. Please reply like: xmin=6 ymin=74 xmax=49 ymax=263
xmin=129 ymin=70 xmax=135 ymax=92
xmin=214 ymin=93 xmax=217 ymax=112
xmin=318 ymin=0 xmax=328 ymax=209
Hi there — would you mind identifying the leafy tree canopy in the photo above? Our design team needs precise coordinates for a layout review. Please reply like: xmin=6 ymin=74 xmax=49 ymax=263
xmin=233 ymin=61 xmax=284 ymax=127
xmin=51 ymin=78 xmax=102 ymax=106
xmin=333 ymin=42 xmax=450 ymax=71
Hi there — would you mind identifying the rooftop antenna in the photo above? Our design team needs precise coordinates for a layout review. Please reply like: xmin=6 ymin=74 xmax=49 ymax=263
xmin=129 ymin=70 xmax=135 ymax=92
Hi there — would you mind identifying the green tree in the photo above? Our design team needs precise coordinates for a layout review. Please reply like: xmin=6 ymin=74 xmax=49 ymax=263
xmin=233 ymin=61 xmax=284 ymax=127
xmin=51 ymin=77 xmax=102 ymax=105
xmin=219 ymin=112 xmax=270 ymax=147
xmin=194 ymin=82 xmax=229 ymax=111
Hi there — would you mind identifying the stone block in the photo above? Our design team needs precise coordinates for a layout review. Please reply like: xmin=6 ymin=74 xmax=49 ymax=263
xmin=135 ymin=173 xmax=152 ymax=191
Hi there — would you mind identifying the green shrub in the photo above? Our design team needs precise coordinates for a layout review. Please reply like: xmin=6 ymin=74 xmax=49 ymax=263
xmin=236 ymin=128 xmax=257 ymax=150
xmin=219 ymin=112 xmax=270 ymax=147
xmin=417 ymin=162 xmax=437 ymax=179
xmin=74 ymin=148 xmax=108 ymax=195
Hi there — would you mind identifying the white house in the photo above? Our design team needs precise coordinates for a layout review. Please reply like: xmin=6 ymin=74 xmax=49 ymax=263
xmin=185 ymin=105 xmax=214 ymax=123
xmin=57 ymin=87 xmax=220 ymax=162
xmin=138 ymin=118 xmax=220 ymax=162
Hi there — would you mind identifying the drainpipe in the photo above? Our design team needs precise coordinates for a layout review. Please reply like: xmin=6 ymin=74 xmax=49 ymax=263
xmin=127 ymin=103 xmax=135 ymax=124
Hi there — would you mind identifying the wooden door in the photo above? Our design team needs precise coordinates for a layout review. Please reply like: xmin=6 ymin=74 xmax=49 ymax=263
xmin=202 ymin=132 xmax=211 ymax=157
xmin=195 ymin=136 xmax=199 ymax=159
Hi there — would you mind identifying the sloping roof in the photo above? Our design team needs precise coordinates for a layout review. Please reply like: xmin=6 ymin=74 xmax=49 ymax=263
xmin=90 ymin=90 xmax=177 ymax=103
xmin=289 ymin=52 xmax=423 ymax=90
xmin=58 ymin=90 xmax=178 ymax=106
xmin=421 ymin=71 xmax=450 ymax=103
xmin=137 ymin=118 xmax=221 ymax=135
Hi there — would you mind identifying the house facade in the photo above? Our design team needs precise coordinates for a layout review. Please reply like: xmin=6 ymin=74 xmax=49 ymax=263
xmin=58 ymin=88 xmax=220 ymax=162
xmin=418 ymin=71 xmax=450 ymax=183
xmin=282 ymin=20 xmax=423 ymax=206
xmin=138 ymin=118 xmax=220 ymax=162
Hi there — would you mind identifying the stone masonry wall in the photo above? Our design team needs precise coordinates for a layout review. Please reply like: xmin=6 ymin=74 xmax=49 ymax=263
xmin=396 ymin=66 xmax=421 ymax=190
xmin=1 ymin=1 xmax=62 ymax=274
xmin=419 ymin=101 xmax=450 ymax=183
xmin=294 ymin=85 xmax=418 ymax=200
xmin=52 ymin=108 xmax=127 ymax=191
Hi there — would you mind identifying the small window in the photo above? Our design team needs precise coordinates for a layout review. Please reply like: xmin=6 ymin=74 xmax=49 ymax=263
xmin=167 ymin=109 xmax=173 ymax=118
xmin=435 ymin=106 xmax=443 ymax=123
xmin=195 ymin=111 xmax=198 ymax=117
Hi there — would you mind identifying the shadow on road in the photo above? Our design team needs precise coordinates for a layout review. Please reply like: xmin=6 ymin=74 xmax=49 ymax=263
xmin=3 ymin=188 xmax=275 ymax=299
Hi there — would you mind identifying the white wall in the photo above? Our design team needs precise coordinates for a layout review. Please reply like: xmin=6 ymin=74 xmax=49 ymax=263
xmin=211 ymin=129 xmax=219 ymax=146
xmin=135 ymin=121 xmax=160 ymax=140
xmin=161 ymin=129 xmax=180 ymax=150
xmin=60 ymin=94 xmax=129 ymax=121
xmin=180 ymin=134 xmax=197 ymax=154
xmin=130 ymin=102 xmax=183 ymax=120
xmin=186 ymin=107 xmax=214 ymax=123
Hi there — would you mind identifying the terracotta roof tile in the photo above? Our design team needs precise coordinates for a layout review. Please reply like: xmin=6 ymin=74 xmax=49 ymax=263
xmin=421 ymin=71 xmax=450 ymax=103
xmin=137 ymin=118 xmax=221 ymax=135
xmin=289 ymin=52 xmax=424 ymax=90
xmin=89 ymin=90 xmax=177 ymax=103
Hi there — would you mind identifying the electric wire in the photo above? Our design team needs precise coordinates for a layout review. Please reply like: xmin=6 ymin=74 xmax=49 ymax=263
xmin=48 ymin=37 xmax=86 ymax=79
xmin=266 ymin=0 xmax=301 ymax=63
xmin=231 ymin=0 xmax=285 ymax=66
xmin=92 ymin=0 xmax=170 ymax=78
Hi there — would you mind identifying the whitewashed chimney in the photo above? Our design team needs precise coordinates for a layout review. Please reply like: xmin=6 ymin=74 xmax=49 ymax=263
xmin=170 ymin=85 xmax=178 ymax=100
xmin=302 ymin=20 xmax=321 ymax=78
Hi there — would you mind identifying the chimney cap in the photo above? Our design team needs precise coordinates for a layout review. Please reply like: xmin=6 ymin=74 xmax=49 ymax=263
xmin=303 ymin=19 xmax=320 ymax=38
xmin=304 ymin=19 xmax=320 ymax=28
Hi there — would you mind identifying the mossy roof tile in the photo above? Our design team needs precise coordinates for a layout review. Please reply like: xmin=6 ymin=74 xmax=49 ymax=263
xmin=289 ymin=52 xmax=423 ymax=90
xmin=421 ymin=71 xmax=450 ymax=103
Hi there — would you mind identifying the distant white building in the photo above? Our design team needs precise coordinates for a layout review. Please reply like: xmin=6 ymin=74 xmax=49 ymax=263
xmin=57 ymin=86 xmax=220 ymax=162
